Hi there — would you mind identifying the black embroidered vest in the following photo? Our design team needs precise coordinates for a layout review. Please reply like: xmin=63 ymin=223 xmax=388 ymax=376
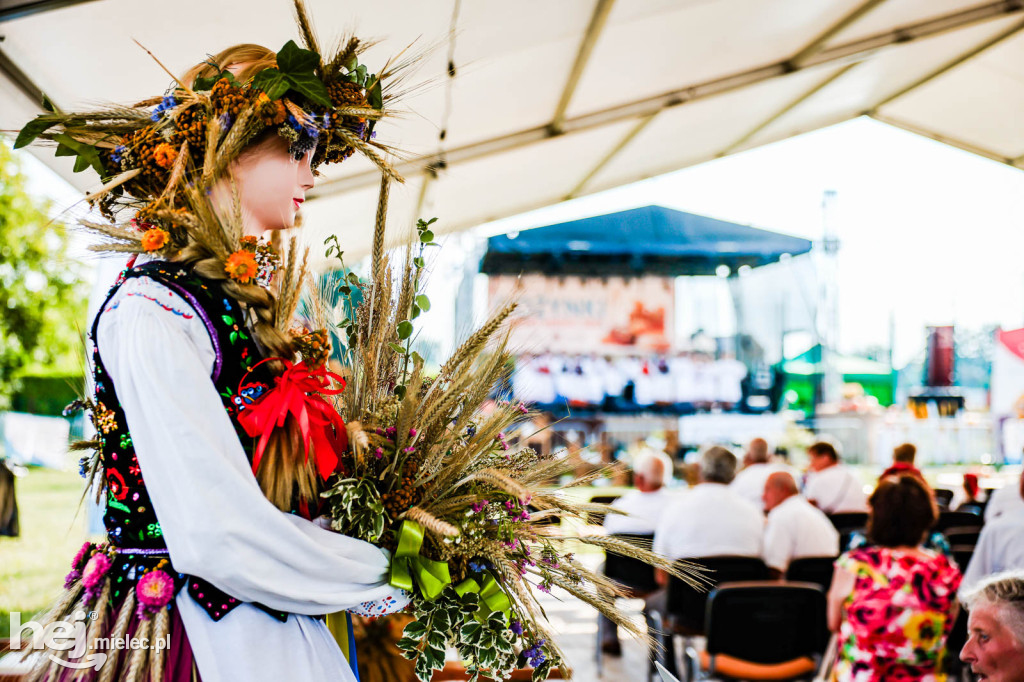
xmin=90 ymin=260 xmax=289 ymax=621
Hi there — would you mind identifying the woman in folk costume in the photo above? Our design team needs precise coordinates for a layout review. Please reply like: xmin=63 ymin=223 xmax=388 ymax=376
xmin=17 ymin=3 xmax=410 ymax=681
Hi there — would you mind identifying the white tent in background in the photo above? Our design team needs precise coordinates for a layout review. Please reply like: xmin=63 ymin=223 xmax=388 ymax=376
xmin=2 ymin=0 xmax=1024 ymax=261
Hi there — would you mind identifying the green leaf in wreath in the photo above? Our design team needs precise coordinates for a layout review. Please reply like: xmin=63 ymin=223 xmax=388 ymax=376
xmin=15 ymin=116 xmax=59 ymax=150
xmin=420 ymin=230 xmax=434 ymax=243
xmin=367 ymin=79 xmax=383 ymax=110
xmin=52 ymin=133 xmax=104 ymax=176
xmin=397 ymin=320 xmax=414 ymax=340
xmin=287 ymin=71 xmax=334 ymax=108
xmin=415 ymin=295 xmax=431 ymax=312
xmin=276 ymin=39 xmax=320 ymax=74
xmin=388 ymin=342 xmax=406 ymax=354
xmin=251 ymin=69 xmax=291 ymax=100
xmin=41 ymin=95 xmax=58 ymax=113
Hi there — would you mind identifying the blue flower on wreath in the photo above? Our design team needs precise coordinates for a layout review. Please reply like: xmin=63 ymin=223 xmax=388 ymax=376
xmin=150 ymin=95 xmax=178 ymax=122
xmin=110 ymin=145 xmax=127 ymax=164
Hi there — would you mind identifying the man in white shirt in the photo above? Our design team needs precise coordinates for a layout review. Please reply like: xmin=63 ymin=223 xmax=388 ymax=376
xmin=604 ymin=451 xmax=673 ymax=534
xmin=646 ymin=446 xmax=763 ymax=667
xmin=984 ymin=470 xmax=1024 ymax=522
xmin=762 ymin=471 xmax=839 ymax=577
xmin=600 ymin=450 xmax=673 ymax=655
xmin=730 ymin=437 xmax=797 ymax=509
xmin=962 ymin=481 xmax=1024 ymax=594
xmin=653 ymin=446 xmax=764 ymax=562
xmin=803 ymin=441 xmax=868 ymax=514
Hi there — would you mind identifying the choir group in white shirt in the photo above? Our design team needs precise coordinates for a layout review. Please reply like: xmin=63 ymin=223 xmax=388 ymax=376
xmin=512 ymin=353 xmax=748 ymax=408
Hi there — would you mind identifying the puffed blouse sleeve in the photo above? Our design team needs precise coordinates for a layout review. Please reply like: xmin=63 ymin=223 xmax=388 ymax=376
xmin=96 ymin=275 xmax=409 ymax=615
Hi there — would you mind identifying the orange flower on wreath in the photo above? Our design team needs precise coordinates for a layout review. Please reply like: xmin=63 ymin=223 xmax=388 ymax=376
xmin=153 ymin=143 xmax=178 ymax=169
xmin=256 ymin=92 xmax=287 ymax=126
xmin=140 ymin=227 xmax=170 ymax=252
xmin=225 ymin=249 xmax=259 ymax=283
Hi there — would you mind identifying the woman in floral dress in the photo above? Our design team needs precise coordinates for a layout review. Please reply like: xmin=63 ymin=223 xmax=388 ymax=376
xmin=828 ymin=474 xmax=962 ymax=681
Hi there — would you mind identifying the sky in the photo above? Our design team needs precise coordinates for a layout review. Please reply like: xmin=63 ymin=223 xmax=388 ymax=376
xmin=15 ymin=115 xmax=1024 ymax=369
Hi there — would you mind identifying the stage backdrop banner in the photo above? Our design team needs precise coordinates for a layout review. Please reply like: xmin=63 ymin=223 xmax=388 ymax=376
xmin=488 ymin=274 xmax=675 ymax=353
xmin=992 ymin=328 xmax=1024 ymax=416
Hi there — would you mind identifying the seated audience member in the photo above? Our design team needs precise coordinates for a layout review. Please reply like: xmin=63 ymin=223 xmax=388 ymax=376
xmin=846 ymin=471 xmax=953 ymax=557
xmin=647 ymin=446 xmax=763 ymax=663
xmin=652 ymin=445 xmax=764 ymax=563
xmin=880 ymin=442 xmax=924 ymax=482
xmin=804 ymin=441 xmax=868 ymax=513
xmin=604 ymin=450 xmax=673 ymax=534
xmin=956 ymin=472 xmax=981 ymax=511
xmin=986 ymin=469 xmax=1024 ymax=522
xmin=730 ymin=437 xmax=796 ymax=509
xmin=962 ymin=483 xmax=1024 ymax=593
xmin=600 ymin=450 xmax=673 ymax=655
xmin=828 ymin=476 xmax=961 ymax=680
xmin=960 ymin=571 xmax=1024 ymax=682
xmin=762 ymin=471 xmax=839 ymax=577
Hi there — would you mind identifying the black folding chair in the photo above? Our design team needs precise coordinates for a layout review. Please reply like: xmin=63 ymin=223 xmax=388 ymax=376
xmin=685 ymin=581 xmax=828 ymax=681
xmin=935 ymin=510 xmax=983 ymax=533
xmin=944 ymin=608 xmax=969 ymax=677
xmin=943 ymin=526 xmax=981 ymax=546
xmin=933 ymin=488 xmax=955 ymax=509
xmin=650 ymin=556 xmax=770 ymax=676
xmin=951 ymin=544 xmax=975 ymax=573
xmin=604 ymin=533 xmax=658 ymax=594
xmin=588 ymin=494 xmax=621 ymax=527
xmin=595 ymin=533 xmax=656 ymax=676
xmin=785 ymin=556 xmax=837 ymax=591
xmin=827 ymin=512 xmax=869 ymax=533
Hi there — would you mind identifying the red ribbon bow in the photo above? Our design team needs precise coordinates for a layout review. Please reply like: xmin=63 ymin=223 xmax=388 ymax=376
xmin=237 ymin=359 xmax=348 ymax=481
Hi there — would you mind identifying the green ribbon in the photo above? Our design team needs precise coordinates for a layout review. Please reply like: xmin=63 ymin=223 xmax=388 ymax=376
xmin=454 ymin=573 xmax=512 ymax=618
xmin=389 ymin=520 xmax=451 ymax=601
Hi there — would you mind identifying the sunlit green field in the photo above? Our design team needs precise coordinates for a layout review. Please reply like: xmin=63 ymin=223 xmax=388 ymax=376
xmin=0 ymin=467 xmax=90 ymax=639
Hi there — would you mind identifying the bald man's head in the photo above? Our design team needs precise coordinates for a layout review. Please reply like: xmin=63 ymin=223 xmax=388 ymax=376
xmin=762 ymin=471 xmax=799 ymax=512
xmin=746 ymin=438 xmax=770 ymax=465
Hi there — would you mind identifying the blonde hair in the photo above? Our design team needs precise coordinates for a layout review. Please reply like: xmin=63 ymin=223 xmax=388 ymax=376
xmin=182 ymin=44 xmax=278 ymax=89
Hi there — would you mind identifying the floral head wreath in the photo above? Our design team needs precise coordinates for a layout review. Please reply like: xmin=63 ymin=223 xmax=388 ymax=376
xmin=14 ymin=0 xmax=405 ymax=270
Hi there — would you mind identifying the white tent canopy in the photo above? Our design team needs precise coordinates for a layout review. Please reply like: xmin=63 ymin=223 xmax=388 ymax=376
xmin=3 ymin=0 xmax=1024 ymax=259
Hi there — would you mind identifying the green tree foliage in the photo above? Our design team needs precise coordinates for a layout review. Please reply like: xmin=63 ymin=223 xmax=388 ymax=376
xmin=0 ymin=142 xmax=87 ymax=409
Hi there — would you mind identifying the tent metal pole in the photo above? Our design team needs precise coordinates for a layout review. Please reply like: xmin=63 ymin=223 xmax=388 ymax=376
xmin=0 ymin=46 xmax=46 ymax=105
xmin=717 ymin=63 xmax=860 ymax=157
xmin=550 ymin=0 xmax=616 ymax=135
xmin=0 ymin=0 xmax=99 ymax=23
xmin=565 ymin=112 xmax=656 ymax=199
xmin=867 ymin=16 xmax=1024 ymax=114
xmin=869 ymin=112 xmax=1021 ymax=168
xmin=308 ymin=0 xmax=1024 ymax=200
xmin=788 ymin=0 xmax=892 ymax=67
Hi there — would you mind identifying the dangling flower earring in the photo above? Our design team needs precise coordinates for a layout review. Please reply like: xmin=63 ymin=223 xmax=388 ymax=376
xmin=226 ymin=236 xmax=281 ymax=287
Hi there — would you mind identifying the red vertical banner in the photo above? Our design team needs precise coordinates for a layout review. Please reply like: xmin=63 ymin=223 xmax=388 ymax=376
xmin=926 ymin=325 xmax=955 ymax=387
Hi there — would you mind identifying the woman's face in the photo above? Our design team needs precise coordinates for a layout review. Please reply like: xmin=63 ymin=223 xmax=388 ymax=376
xmin=961 ymin=602 xmax=1024 ymax=682
xmin=232 ymin=133 xmax=315 ymax=235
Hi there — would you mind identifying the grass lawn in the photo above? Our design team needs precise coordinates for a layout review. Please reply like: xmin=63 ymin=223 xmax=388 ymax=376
xmin=0 ymin=466 xmax=91 ymax=638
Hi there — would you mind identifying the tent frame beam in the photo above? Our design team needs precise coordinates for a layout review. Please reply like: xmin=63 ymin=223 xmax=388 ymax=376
xmin=0 ymin=0 xmax=98 ymax=23
xmin=309 ymin=0 xmax=1024 ymax=200
xmin=718 ymin=10 xmax=1024 ymax=160
xmin=869 ymin=112 xmax=1023 ymax=168
xmin=550 ymin=0 xmax=616 ymax=135
xmin=788 ymin=0 xmax=893 ymax=67
xmin=868 ymin=16 xmax=1024 ymax=113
